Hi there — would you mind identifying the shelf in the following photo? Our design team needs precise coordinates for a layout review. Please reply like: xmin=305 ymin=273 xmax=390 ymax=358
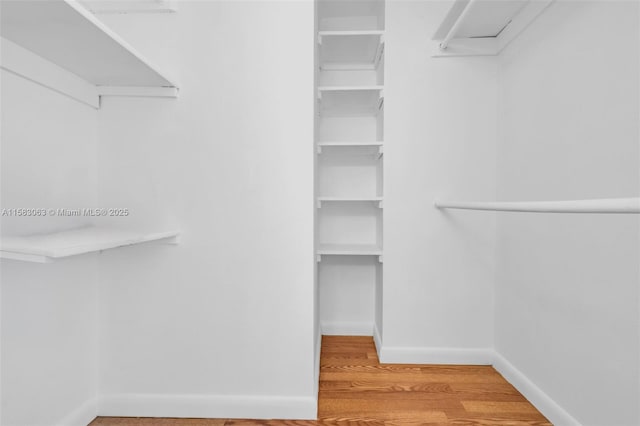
xmin=317 ymin=0 xmax=385 ymax=32
xmin=318 ymin=30 xmax=384 ymax=70
xmin=317 ymin=243 xmax=382 ymax=261
xmin=434 ymin=198 xmax=640 ymax=214
xmin=431 ymin=0 xmax=554 ymax=57
xmin=0 ymin=226 xmax=180 ymax=263
xmin=317 ymin=86 xmax=384 ymax=116
xmin=79 ymin=0 xmax=177 ymax=14
xmin=318 ymin=141 xmax=383 ymax=147
xmin=0 ymin=0 xmax=178 ymax=107
xmin=317 ymin=197 xmax=383 ymax=209
xmin=317 ymin=141 xmax=383 ymax=156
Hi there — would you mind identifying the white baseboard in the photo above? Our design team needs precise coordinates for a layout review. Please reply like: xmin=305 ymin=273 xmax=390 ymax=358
xmin=314 ymin=330 xmax=322 ymax=395
xmin=379 ymin=345 xmax=494 ymax=365
xmin=373 ymin=323 xmax=383 ymax=358
xmin=493 ymin=352 xmax=581 ymax=426
xmin=321 ymin=320 xmax=372 ymax=336
xmin=99 ymin=394 xmax=317 ymax=420
xmin=56 ymin=349 xmax=577 ymax=426
xmin=56 ymin=397 xmax=98 ymax=426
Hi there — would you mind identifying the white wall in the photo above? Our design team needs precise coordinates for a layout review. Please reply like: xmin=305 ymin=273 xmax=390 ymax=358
xmin=495 ymin=1 xmax=640 ymax=425
xmin=381 ymin=0 xmax=497 ymax=362
xmin=95 ymin=1 xmax=317 ymax=419
xmin=1 ymin=71 xmax=99 ymax=426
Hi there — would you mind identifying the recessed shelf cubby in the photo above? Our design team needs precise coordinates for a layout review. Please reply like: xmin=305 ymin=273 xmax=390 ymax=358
xmin=316 ymin=0 xmax=385 ymax=337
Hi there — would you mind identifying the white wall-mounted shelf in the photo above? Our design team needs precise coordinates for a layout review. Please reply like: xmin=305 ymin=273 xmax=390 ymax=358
xmin=431 ymin=0 xmax=554 ymax=57
xmin=0 ymin=0 xmax=178 ymax=108
xmin=80 ymin=0 xmax=177 ymax=14
xmin=0 ymin=226 xmax=180 ymax=263
xmin=318 ymin=30 xmax=384 ymax=70
xmin=317 ymin=243 xmax=382 ymax=262
xmin=435 ymin=198 xmax=640 ymax=214
xmin=317 ymin=86 xmax=384 ymax=116
xmin=317 ymin=197 xmax=383 ymax=209
xmin=317 ymin=141 xmax=383 ymax=156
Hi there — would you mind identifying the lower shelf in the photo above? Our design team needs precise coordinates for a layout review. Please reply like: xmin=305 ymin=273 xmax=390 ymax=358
xmin=0 ymin=226 xmax=180 ymax=263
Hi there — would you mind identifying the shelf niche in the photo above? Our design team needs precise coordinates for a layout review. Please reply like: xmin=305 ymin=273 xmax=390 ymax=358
xmin=319 ymin=31 xmax=384 ymax=71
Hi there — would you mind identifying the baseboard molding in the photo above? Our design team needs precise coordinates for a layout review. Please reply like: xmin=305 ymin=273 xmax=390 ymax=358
xmin=99 ymin=393 xmax=317 ymax=420
xmin=56 ymin=397 xmax=98 ymax=426
xmin=373 ymin=323 xmax=383 ymax=358
xmin=321 ymin=320 xmax=373 ymax=336
xmin=493 ymin=352 xmax=581 ymax=426
xmin=379 ymin=345 xmax=494 ymax=365
xmin=314 ymin=330 xmax=322 ymax=395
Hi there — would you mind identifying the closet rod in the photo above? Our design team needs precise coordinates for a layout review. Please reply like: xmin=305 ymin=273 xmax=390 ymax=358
xmin=440 ymin=0 xmax=478 ymax=50
xmin=435 ymin=197 xmax=640 ymax=214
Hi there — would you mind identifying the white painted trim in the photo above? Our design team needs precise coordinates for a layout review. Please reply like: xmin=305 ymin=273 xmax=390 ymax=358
xmin=98 ymin=394 xmax=317 ymax=420
xmin=97 ymin=86 xmax=179 ymax=98
xmin=493 ymin=352 xmax=581 ymax=426
xmin=0 ymin=37 xmax=99 ymax=109
xmin=314 ymin=330 xmax=322 ymax=396
xmin=372 ymin=323 xmax=383 ymax=359
xmin=373 ymin=346 xmax=580 ymax=425
xmin=378 ymin=345 xmax=494 ymax=365
xmin=56 ymin=397 xmax=98 ymax=426
xmin=321 ymin=321 xmax=373 ymax=336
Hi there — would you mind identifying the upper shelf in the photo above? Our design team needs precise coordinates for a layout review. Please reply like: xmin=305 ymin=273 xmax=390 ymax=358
xmin=432 ymin=0 xmax=554 ymax=57
xmin=318 ymin=30 xmax=384 ymax=71
xmin=318 ymin=0 xmax=385 ymax=32
xmin=79 ymin=0 xmax=177 ymax=14
xmin=0 ymin=226 xmax=180 ymax=263
xmin=0 ymin=0 xmax=178 ymax=105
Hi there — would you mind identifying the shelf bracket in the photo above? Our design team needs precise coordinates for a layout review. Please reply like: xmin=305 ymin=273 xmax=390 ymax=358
xmin=377 ymin=145 xmax=384 ymax=159
xmin=317 ymin=145 xmax=322 ymax=154
xmin=316 ymin=200 xmax=322 ymax=209
xmin=378 ymin=255 xmax=383 ymax=263
xmin=374 ymin=36 xmax=385 ymax=69
xmin=316 ymin=254 xmax=322 ymax=262
xmin=377 ymin=200 xmax=384 ymax=209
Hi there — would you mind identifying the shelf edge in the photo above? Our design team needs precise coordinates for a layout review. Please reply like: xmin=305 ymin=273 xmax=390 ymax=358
xmin=64 ymin=0 xmax=179 ymax=88
xmin=1 ymin=37 xmax=100 ymax=109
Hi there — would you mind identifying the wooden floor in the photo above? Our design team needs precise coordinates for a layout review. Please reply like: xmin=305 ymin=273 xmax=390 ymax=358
xmin=91 ymin=336 xmax=551 ymax=426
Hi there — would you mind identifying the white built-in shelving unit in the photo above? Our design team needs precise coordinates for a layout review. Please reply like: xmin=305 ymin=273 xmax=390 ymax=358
xmin=0 ymin=0 xmax=179 ymax=108
xmin=0 ymin=1 xmax=180 ymax=262
xmin=316 ymin=0 xmax=385 ymax=336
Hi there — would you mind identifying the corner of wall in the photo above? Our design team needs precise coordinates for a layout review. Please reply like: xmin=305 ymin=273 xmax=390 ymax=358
xmin=56 ymin=397 xmax=98 ymax=426
xmin=493 ymin=351 xmax=582 ymax=426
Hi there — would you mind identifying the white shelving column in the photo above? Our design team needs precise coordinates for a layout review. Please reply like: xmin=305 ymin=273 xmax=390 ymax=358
xmin=316 ymin=0 xmax=385 ymax=337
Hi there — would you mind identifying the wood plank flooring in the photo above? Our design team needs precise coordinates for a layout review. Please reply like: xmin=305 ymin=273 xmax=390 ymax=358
xmin=90 ymin=336 xmax=551 ymax=426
